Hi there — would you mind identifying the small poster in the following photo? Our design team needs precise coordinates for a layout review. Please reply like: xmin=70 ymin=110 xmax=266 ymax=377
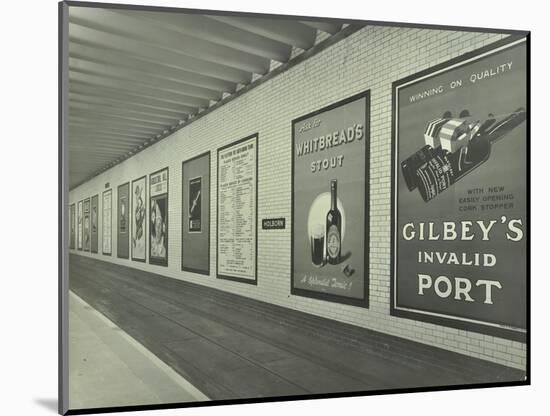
xmin=291 ymin=92 xmax=370 ymax=307
xmin=77 ymin=200 xmax=83 ymax=250
xmin=391 ymin=37 xmax=527 ymax=340
xmin=70 ymin=204 xmax=75 ymax=249
xmin=217 ymin=135 xmax=257 ymax=283
xmin=91 ymin=194 xmax=99 ymax=254
xmin=182 ymin=153 xmax=210 ymax=275
xmin=83 ymin=198 xmax=91 ymax=251
xmin=188 ymin=177 xmax=202 ymax=233
xmin=132 ymin=176 xmax=147 ymax=262
xmin=117 ymin=182 xmax=130 ymax=259
xmin=102 ymin=189 xmax=112 ymax=255
xmin=149 ymin=168 xmax=168 ymax=266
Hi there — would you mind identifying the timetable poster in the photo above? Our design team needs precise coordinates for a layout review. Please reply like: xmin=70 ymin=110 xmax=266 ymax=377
xmin=217 ymin=135 xmax=257 ymax=283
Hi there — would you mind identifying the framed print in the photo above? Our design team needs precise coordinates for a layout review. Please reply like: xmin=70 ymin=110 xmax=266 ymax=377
xmin=102 ymin=189 xmax=112 ymax=255
xmin=291 ymin=91 xmax=370 ymax=307
xmin=70 ymin=203 xmax=75 ymax=250
xmin=149 ymin=167 xmax=168 ymax=266
xmin=216 ymin=134 xmax=258 ymax=284
xmin=77 ymin=200 xmax=83 ymax=251
xmin=117 ymin=182 xmax=130 ymax=259
xmin=91 ymin=194 xmax=99 ymax=254
xmin=132 ymin=176 xmax=147 ymax=262
xmin=182 ymin=152 xmax=210 ymax=275
xmin=391 ymin=37 xmax=528 ymax=341
xmin=82 ymin=198 xmax=91 ymax=251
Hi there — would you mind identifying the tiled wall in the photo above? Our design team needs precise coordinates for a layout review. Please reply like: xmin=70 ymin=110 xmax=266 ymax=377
xmin=69 ymin=25 xmax=526 ymax=369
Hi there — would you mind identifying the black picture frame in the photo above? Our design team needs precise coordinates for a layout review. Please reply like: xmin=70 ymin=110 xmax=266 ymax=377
xmin=216 ymin=133 xmax=259 ymax=285
xmin=182 ymin=151 xmax=211 ymax=276
xmin=389 ymin=35 xmax=530 ymax=342
xmin=290 ymin=90 xmax=371 ymax=308
xmin=149 ymin=167 xmax=169 ymax=267
xmin=102 ymin=189 xmax=112 ymax=256
xmin=117 ymin=182 xmax=130 ymax=259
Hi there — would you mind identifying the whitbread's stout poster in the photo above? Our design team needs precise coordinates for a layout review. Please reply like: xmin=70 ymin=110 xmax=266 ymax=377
xmin=391 ymin=37 xmax=527 ymax=340
xmin=292 ymin=92 xmax=369 ymax=307
xmin=132 ymin=176 xmax=147 ymax=262
xmin=217 ymin=135 xmax=258 ymax=284
xmin=149 ymin=168 xmax=169 ymax=266
xmin=102 ymin=189 xmax=112 ymax=255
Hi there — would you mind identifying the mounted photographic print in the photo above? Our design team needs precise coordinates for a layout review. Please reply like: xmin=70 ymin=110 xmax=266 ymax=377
xmin=291 ymin=92 xmax=370 ymax=307
xmin=83 ymin=198 xmax=91 ymax=251
xmin=77 ymin=200 xmax=82 ymax=251
xmin=60 ymin=3 xmax=530 ymax=415
xmin=91 ymin=194 xmax=99 ymax=253
xmin=217 ymin=135 xmax=258 ymax=284
xmin=102 ymin=189 xmax=112 ymax=255
xmin=132 ymin=176 xmax=147 ymax=262
xmin=149 ymin=168 xmax=168 ymax=266
xmin=117 ymin=182 xmax=130 ymax=259
xmin=391 ymin=37 xmax=527 ymax=340
xmin=182 ymin=152 xmax=210 ymax=274
xmin=70 ymin=203 xmax=75 ymax=250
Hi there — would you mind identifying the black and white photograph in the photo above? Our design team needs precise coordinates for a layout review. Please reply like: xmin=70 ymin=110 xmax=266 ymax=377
xmin=132 ymin=176 xmax=147 ymax=262
xmin=57 ymin=2 xmax=532 ymax=416
xmin=149 ymin=168 xmax=168 ymax=266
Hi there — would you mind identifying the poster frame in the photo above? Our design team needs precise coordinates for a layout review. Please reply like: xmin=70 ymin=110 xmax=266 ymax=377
xmin=102 ymin=189 xmax=112 ymax=256
xmin=91 ymin=194 xmax=99 ymax=254
xmin=83 ymin=197 xmax=91 ymax=252
xmin=77 ymin=199 xmax=83 ymax=251
xmin=290 ymin=90 xmax=371 ymax=308
xmin=131 ymin=175 xmax=147 ymax=263
xmin=216 ymin=133 xmax=259 ymax=285
xmin=117 ymin=182 xmax=130 ymax=259
xmin=182 ymin=151 xmax=211 ymax=276
xmin=389 ymin=35 xmax=530 ymax=342
xmin=149 ymin=167 xmax=169 ymax=267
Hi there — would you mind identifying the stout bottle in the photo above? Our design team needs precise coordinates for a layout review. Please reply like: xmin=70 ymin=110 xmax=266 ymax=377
xmin=326 ymin=179 xmax=342 ymax=264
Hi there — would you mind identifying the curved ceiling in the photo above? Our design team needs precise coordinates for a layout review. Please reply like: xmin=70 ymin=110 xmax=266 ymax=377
xmin=67 ymin=6 xmax=360 ymax=189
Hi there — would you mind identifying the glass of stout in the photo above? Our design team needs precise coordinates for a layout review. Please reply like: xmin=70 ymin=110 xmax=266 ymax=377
xmin=310 ymin=223 xmax=325 ymax=267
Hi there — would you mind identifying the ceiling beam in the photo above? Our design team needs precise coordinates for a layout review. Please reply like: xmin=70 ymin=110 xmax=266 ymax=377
xmin=68 ymin=12 xmax=269 ymax=75
xmin=69 ymin=81 xmax=198 ymax=114
xmin=206 ymin=15 xmax=317 ymax=50
xmin=68 ymin=122 xmax=157 ymax=139
xmin=118 ymin=10 xmax=292 ymax=62
xmin=300 ymin=20 xmax=342 ymax=35
xmin=69 ymin=58 xmax=222 ymax=101
xmin=69 ymin=40 xmax=240 ymax=90
xmin=69 ymin=108 xmax=170 ymax=129
xmin=68 ymin=115 xmax=166 ymax=134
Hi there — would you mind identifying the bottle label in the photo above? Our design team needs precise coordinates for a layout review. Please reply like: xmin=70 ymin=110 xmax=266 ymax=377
xmin=326 ymin=225 xmax=340 ymax=259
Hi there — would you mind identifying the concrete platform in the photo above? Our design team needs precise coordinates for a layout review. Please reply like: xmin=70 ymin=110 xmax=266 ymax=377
xmin=69 ymin=254 xmax=525 ymax=403
xmin=69 ymin=291 xmax=208 ymax=410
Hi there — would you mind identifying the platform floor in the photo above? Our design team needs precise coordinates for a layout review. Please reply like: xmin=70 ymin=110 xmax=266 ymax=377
xmin=69 ymin=254 xmax=524 ymax=403
xmin=69 ymin=291 xmax=208 ymax=410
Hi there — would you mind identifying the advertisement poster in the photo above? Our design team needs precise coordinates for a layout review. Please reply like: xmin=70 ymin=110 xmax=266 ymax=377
xmin=102 ymin=189 xmax=112 ymax=255
xmin=77 ymin=200 xmax=83 ymax=250
xmin=391 ymin=37 xmax=527 ymax=340
xmin=91 ymin=194 xmax=99 ymax=253
xmin=182 ymin=153 xmax=210 ymax=274
xmin=149 ymin=168 xmax=168 ymax=266
xmin=132 ymin=176 xmax=147 ymax=262
xmin=217 ymin=135 xmax=257 ymax=283
xmin=83 ymin=198 xmax=91 ymax=251
xmin=70 ymin=204 xmax=75 ymax=249
xmin=117 ymin=182 xmax=130 ymax=259
xmin=291 ymin=92 xmax=369 ymax=306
